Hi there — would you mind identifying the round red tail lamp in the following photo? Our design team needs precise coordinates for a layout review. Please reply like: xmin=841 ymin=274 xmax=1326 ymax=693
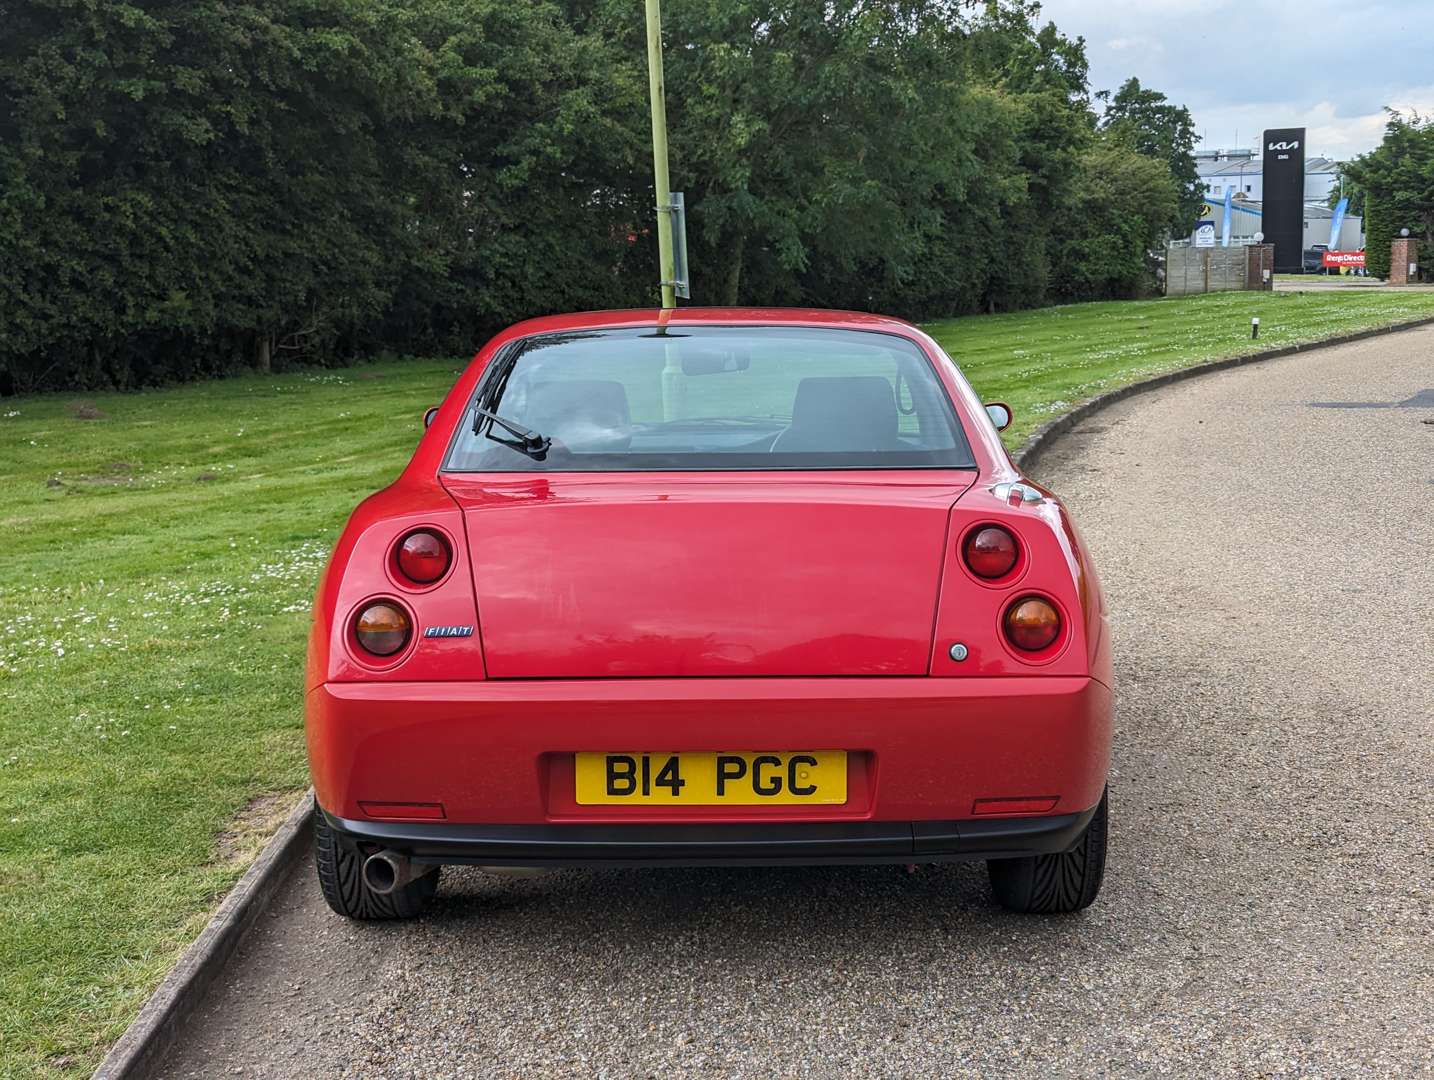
xmin=964 ymin=526 xmax=1019 ymax=579
xmin=355 ymin=602 xmax=411 ymax=657
xmin=1004 ymin=596 xmax=1061 ymax=652
xmin=397 ymin=529 xmax=451 ymax=585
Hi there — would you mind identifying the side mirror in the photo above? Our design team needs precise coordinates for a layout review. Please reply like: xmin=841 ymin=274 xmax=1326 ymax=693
xmin=423 ymin=407 xmax=439 ymax=429
xmin=984 ymin=402 xmax=1012 ymax=431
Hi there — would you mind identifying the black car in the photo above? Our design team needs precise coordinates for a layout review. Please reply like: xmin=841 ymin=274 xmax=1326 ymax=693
xmin=1303 ymin=244 xmax=1330 ymax=274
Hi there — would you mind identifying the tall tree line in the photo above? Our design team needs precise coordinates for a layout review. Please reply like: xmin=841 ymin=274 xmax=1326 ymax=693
xmin=1340 ymin=111 xmax=1434 ymax=281
xmin=1 ymin=0 xmax=1188 ymax=393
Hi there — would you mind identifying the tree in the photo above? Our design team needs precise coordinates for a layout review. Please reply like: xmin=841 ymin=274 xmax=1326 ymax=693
xmin=1343 ymin=110 xmax=1434 ymax=281
xmin=963 ymin=2 xmax=1096 ymax=311
xmin=372 ymin=0 xmax=651 ymax=355
xmin=1364 ymin=190 xmax=1393 ymax=280
xmin=1 ymin=0 xmax=1195 ymax=391
xmin=576 ymin=0 xmax=987 ymax=308
xmin=1327 ymin=168 xmax=1364 ymax=217
xmin=2 ymin=0 xmax=431 ymax=387
xmin=0 ymin=0 xmax=647 ymax=390
xmin=1049 ymin=136 xmax=1178 ymax=300
xmin=577 ymin=0 xmax=1104 ymax=315
xmin=1097 ymin=77 xmax=1200 ymax=235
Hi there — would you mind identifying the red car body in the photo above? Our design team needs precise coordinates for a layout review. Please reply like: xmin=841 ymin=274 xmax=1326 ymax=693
xmin=305 ymin=308 xmax=1112 ymax=912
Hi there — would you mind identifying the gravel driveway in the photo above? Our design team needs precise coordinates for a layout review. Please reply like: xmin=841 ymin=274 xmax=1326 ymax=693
xmin=161 ymin=326 xmax=1434 ymax=1079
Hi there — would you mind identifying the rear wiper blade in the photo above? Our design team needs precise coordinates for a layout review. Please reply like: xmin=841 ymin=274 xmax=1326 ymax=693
xmin=474 ymin=407 xmax=551 ymax=460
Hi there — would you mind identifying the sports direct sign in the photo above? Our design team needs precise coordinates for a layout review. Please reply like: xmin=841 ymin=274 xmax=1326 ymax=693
xmin=1322 ymin=251 xmax=1365 ymax=268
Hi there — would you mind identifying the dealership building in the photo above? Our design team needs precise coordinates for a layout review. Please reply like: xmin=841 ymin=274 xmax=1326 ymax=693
xmin=1195 ymin=147 xmax=1342 ymax=204
xmin=1191 ymin=194 xmax=1364 ymax=253
xmin=1191 ymin=139 xmax=1362 ymax=263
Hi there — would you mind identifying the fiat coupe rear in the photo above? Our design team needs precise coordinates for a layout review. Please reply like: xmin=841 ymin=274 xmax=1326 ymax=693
xmin=305 ymin=309 xmax=1112 ymax=919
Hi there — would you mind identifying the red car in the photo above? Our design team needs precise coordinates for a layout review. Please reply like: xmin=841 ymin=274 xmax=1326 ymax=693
xmin=306 ymin=308 xmax=1112 ymax=919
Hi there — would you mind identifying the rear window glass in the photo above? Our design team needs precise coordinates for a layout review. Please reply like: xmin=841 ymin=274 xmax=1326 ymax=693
xmin=444 ymin=326 xmax=975 ymax=472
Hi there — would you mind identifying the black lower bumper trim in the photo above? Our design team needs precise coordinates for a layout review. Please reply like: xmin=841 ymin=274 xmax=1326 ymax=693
xmin=322 ymin=806 xmax=1098 ymax=868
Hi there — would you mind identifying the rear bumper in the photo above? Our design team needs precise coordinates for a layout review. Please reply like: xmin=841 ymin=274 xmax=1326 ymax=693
xmin=321 ymin=804 xmax=1101 ymax=867
xmin=308 ymin=671 xmax=1107 ymax=831
xmin=307 ymin=675 xmax=1111 ymax=837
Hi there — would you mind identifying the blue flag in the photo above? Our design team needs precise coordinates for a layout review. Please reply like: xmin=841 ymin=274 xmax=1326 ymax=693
xmin=1221 ymin=188 xmax=1233 ymax=247
xmin=1328 ymin=196 xmax=1348 ymax=250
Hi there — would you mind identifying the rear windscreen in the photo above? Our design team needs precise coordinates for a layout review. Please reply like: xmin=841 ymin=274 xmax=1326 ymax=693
xmin=443 ymin=325 xmax=976 ymax=472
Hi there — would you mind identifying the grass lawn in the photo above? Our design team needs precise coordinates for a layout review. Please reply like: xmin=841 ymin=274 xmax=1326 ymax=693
xmin=925 ymin=288 xmax=1434 ymax=444
xmin=3 ymin=288 xmax=1434 ymax=1077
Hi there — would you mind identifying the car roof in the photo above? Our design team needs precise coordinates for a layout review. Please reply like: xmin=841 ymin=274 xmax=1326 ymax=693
xmin=496 ymin=307 xmax=923 ymax=340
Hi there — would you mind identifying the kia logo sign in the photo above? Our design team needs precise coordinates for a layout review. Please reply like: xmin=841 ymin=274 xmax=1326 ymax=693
xmin=1267 ymin=140 xmax=1300 ymax=151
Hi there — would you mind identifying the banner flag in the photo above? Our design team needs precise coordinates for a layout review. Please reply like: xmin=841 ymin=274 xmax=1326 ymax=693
xmin=1328 ymin=196 xmax=1348 ymax=250
xmin=1221 ymin=188 xmax=1234 ymax=247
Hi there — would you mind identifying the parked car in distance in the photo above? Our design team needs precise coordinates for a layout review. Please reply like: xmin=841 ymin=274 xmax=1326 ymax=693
xmin=1303 ymin=244 xmax=1330 ymax=274
xmin=305 ymin=308 xmax=1113 ymax=919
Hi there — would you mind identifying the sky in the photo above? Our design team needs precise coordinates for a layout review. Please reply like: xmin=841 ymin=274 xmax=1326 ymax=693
xmin=1032 ymin=0 xmax=1434 ymax=161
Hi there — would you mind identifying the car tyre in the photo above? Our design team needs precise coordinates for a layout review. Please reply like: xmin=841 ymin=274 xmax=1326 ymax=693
xmin=987 ymin=788 xmax=1107 ymax=914
xmin=314 ymin=811 xmax=439 ymax=920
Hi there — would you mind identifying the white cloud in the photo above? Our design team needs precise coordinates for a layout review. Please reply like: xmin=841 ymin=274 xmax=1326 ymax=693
xmin=1033 ymin=0 xmax=1434 ymax=160
xmin=1191 ymin=89 xmax=1434 ymax=159
xmin=1305 ymin=95 xmax=1434 ymax=159
xmin=1105 ymin=36 xmax=1163 ymax=54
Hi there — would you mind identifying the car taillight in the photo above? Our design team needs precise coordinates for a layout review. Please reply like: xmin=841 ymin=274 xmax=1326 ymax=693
xmin=964 ymin=526 xmax=1019 ymax=579
xmin=355 ymin=602 xmax=411 ymax=657
xmin=1004 ymin=596 xmax=1061 ymax=652
xmin=397 ymin=530 xmax=451 ymax=584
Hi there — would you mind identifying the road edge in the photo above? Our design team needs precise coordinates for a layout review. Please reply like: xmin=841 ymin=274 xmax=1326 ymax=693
xmin=92 ymin=791 xmax=315 ymax=1080
xmin=1012 ymin=314 xmax=1434 ymax=470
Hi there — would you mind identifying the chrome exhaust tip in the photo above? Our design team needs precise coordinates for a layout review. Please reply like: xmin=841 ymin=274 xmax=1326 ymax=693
xmin=362 ymin=850 xmax=425 ymax=895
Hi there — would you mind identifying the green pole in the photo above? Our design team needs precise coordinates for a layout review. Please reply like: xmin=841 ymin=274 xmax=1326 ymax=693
xmin=645 ymin=0 xmax=676 ymax=310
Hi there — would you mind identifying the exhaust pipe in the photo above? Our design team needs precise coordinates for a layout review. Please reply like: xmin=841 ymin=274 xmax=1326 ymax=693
xmin=362 ymin=850 xmax=430 ymax=895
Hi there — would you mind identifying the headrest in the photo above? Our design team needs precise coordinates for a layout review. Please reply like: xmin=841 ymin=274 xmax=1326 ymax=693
xmin=776 ymin=375 xmax=899 ymax=452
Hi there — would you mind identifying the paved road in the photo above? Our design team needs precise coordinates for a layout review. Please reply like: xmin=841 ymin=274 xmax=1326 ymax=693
xmin=1274 ymin=276 xmax=1434 ymax=291
xmin=162 ymin=327 xmax=1434 ymax=1078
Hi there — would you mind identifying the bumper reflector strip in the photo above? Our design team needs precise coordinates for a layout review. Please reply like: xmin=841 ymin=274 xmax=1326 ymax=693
xmin=972 ymin=796 xmax=1059 ymax=816
xmin=358 ymin=801 xmax=446 ymax=821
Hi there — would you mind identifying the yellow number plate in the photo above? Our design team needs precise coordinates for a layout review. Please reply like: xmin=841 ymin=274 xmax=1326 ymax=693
xmin=574 ymin=751 xmax=847 ymax=806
